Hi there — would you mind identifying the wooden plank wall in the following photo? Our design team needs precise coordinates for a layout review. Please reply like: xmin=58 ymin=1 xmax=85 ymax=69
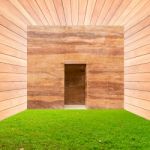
xmin=28 ymin=26 xmax=124 ymax=109
xmin=124 ymin=16 xmax=150 ymax=119
xmin=0 ymin=2 xmax=27 ymax=120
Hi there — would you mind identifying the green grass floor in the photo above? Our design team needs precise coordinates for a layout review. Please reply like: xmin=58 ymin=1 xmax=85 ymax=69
xmin=0 ymin=110 xmax=150 ymax=150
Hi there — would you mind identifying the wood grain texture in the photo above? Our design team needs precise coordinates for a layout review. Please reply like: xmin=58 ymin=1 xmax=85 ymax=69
xmin=28 ymin=26 xmax=124 ymax=109
xmin=0 ymin=0 xmax=27 ymax=121
xmin=124 ymin=14 xmax=150 ymax=119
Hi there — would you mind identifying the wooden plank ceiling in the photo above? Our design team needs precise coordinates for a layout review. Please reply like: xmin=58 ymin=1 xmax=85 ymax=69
xmin=0 ymin=0 xmax=150 ymax=119
xmin=0 ymin=0 xmax=149 ymax=27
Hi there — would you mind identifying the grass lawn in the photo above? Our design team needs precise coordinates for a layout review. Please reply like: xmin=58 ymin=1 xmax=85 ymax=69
xmin=0 ymin=110 xmax=150 ymax=150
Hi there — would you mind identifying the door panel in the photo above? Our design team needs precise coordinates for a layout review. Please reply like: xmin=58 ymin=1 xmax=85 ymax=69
xmin=65 ymin=64 xmax=86 ymax=105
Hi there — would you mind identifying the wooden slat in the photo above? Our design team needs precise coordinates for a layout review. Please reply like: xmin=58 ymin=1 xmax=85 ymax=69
xmin=125 ymin=73 xmax=150 ymax=82
xmin=0 ymin=63 xmax=26 ymax=73
xmin=0 ymin=82 xmax=27 ymax=92
xmin=0 ymin=25 xmax=26 ymax=45
xmin=0 ymin=15 xmax=26 ymax=38
xmin=125 ymin=53 xmax=150 ymax=67
xmin=114 ymin=0 xmax=141 ymax=25
xmin=71 ymin=0 xmax=78 ymax=25
xmin=27 ymin=0 xmax=49 ymax=25
xmin=125 ymin=2 xmax=150 ymax=30
xmin=125 ymin=82 xmax=150 ymax=91
xmin=36 ymin=0 xmax=54 ymax=25
xmin=9 ymin=0 xmax=36 ymax=25
xmin=84 ymin=0 xmax=96 ymax=25
xmin=90 ymin=0 xmax=105 ymax=25
xmin=102 ymin=0 xmax=122 ymax=25
xmin=0 ymin=44 xmax=27 ymax=60
xmin=121 ymin=0 xmax=149 ymax=25
xmin=125 ymin=45 xmax=150 ymax=59
xmin=0 ymin=103 xmax=27 ymax=121
xmin=0 ymin=34 xmax=26 ymax=52
xmin=125 ymin=63 xmax=150 ymax=74
xmin=0 ymin=89 xmax=27 ymax=102
xmin=0 ymin=96 xmax=27 ymax=111
xmin=0 ymin=73 xmax=27 ymax=82
xmin=125 ymin=89 xmax=150 ymax=101
xmin=96 ymin=0 xmax=114 ymax=25
xmin=0 ymin=54 xmax=26 ymax=66
xmin=18 ymin=0 xmax=43 ymax=25
xmin=109 ymin=0 xmax=131 ymax=25
xmin=78 ymin=0 xmax=88 ymax=25
xmin=125 ymin=35 xmax=150 ymax=52
xmin=125 ymin=16 xmax=150 ymax=37
xmin=53 ymin=0 xmax=66 ymax=25
xmin=125 ymin=26 xmax=150 ymax=45
xmin=45 ymin=0 xmax=60 ymax=25
xmin=125 ymin=96 xmax=150 ymax=110
xmin=124 ymin=103 xmax=150 ymax=120
xmin=0 ymin=0 xmax=30 ymax=27
xmin=62 ymin=0 xmax=72 ymax=25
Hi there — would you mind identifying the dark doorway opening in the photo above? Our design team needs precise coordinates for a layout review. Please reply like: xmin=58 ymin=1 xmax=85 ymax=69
xmin=65 ymin=64 xmax=86 ymax=105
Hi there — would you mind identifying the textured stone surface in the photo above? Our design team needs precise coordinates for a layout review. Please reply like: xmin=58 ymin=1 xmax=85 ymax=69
xmin=28 ymin=26 xmax=124 ymax=109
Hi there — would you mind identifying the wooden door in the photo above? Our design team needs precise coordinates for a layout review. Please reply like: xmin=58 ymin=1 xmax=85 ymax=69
xmin=65 ymin=64 xmax=86 ymax=105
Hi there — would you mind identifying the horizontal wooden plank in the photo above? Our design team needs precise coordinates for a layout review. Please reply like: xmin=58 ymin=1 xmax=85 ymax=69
xmin=0 ymin=89 xmax=27 ymax=102
xmin=0 ymin=82 xmax=27 ymax=92
xmin=125 ymin=63 xmax=150 ymax=74
xmin=0 ymin=103 xmax=27 ymax=121
xmin=125 ymin=82 xmax=150 ymax=91
xmin=124 ymin=103 xmax=150 ymax=120
xmin=0 ymin=63 xmax=26 ymax=73
xmin=125 ymin=35 xmax=150 ymax=52
xmin=125 ymin=89 xmax=150 ymax=101
xmin=125 ymin=16 xmax=150 ymax=37
xmin=0 ymin=96 xmax=27 ymax=111
xmin=125 ymin=96 xmax=150 ymax=110
xmin=125 ymin=26 xmax=150 ymax=45
xmin=0 ymin=34 xmax=27 ymax=52
xmin=0 ymin=54 xmax=27 ymax=66
xmin=125 ymin=45 xmax=150 ymax=59
xmin=0 ymin=25 xmax=27 ymax=45
xmin=0 ymin=73 xmax=27 ymax=82
xmin=125 ymin=73 xmax=150 ymax=82
xmin=0 ymin=44 xmax=27 ymax=60
xmin=0 ymin=15 xmax=27 ymax=38
xmin=125 ymin=53 xmax=150 ymax=67
xmin=0 ymin=14 xmax=27 ymax=33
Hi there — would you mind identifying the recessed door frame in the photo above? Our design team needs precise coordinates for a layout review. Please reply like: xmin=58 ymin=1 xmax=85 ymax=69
xmin=64 ymin=63 xmax=87 ymax=106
